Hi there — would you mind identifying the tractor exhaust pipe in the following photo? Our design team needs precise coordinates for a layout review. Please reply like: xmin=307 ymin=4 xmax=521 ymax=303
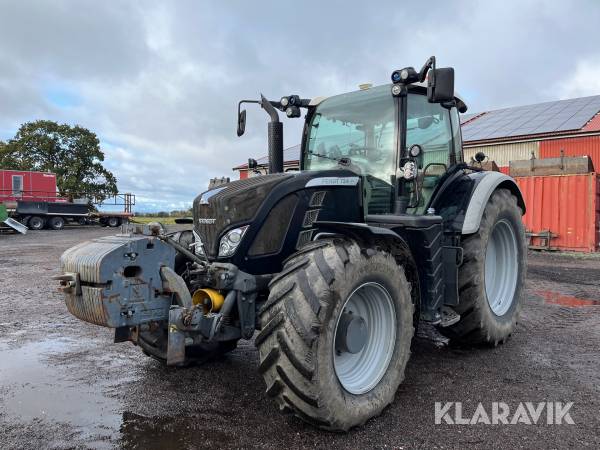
xmin=261 ymin=94 xmax=284 ymax=173
xmin=268 ymin=122 xmax=284 ymax=174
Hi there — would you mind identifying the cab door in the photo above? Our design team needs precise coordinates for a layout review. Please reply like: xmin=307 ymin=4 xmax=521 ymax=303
xmin=406 ymin=94 xmax=461 ymax=212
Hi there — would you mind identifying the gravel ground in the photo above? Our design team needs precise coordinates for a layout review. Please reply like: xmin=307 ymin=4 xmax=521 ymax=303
xmin=0 ymin=227 xmax=599 ymax=449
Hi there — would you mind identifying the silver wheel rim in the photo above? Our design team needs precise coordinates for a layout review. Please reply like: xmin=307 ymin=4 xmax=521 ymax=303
xmin=333 ymin=282 xmax=396 ymax=394
xmin=485 ymin=219 xmax=519 ymax=316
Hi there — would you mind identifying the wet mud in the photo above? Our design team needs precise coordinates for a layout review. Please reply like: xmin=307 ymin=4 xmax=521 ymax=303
xmin=1 ymin=228 xmax=599 ymax=449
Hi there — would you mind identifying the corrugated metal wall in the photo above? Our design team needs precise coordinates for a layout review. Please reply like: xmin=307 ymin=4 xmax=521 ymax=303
xmin=515 ymin=173 xmax=599 ymax=252
xmin=539 ymin=135 xmax=600 ymax=171
xmin=582 ymin=113 xmax=600 ymax=132
xmin=464 ymin=141 xmax=539 ymax=169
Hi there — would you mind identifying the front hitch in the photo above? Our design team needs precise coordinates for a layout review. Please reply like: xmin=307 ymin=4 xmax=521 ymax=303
xmin=57 ymin=226 xmax=269 ymax=366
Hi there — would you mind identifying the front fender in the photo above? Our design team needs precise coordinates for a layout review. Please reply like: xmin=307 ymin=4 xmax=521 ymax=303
xmin=313 ymin=220 xmax=422 ymax=322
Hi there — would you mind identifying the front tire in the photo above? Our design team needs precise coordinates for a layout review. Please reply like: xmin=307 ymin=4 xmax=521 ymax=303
xmin=439 ymin=188 xmax=526 ymax=345
xmin=256 ymin=239 xmax=413 ymax=431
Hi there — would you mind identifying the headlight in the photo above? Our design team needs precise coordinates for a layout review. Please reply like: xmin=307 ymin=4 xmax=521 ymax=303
xmin=192 ymin=230 xmax=206 ymax=256
xmin=218 ymin=225 xmax=249 ymax=257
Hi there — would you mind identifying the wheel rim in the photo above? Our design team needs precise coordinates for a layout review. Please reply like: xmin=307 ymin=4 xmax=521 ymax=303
xmin=333 ymin=282 xmax=396 ymax=395
xmin=485 ymin=219 xmax=519 ymax=316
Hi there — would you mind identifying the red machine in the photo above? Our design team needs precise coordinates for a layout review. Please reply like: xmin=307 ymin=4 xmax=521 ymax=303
xmin=0 ymin=169 xmax=63 ymax=203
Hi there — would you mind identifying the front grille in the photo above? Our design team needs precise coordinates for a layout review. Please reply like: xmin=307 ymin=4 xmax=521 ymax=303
xmin=309 ymin=191 xmax=326 ymax=207
xmin=296 ymin=229 xmax=314 ymax=249
xmin=302 ymin=209 xmax=320 ymax=227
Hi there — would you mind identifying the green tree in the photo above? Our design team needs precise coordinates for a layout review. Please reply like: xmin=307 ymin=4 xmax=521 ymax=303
xmin=0 ymin=139 xmax=22 ymax=168
xmin=2 ymin=120 xmax=117 ymax=201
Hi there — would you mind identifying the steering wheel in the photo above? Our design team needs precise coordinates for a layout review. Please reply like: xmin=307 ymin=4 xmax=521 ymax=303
xmin=328 ymin=145 xmax=342 ymax=160
xmin=348 ymin=145 xmax=364 ymax=156
xmin=366 ymin=147 xmax=383 ymax=162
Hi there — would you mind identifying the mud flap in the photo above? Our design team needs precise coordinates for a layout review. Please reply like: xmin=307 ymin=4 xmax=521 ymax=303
xmin=167 ymin=308 xmax=186 ymax=366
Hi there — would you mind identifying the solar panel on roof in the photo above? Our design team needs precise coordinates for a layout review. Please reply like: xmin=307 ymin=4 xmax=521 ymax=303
xmin=461 ymin=95 xmax=600 ymax=141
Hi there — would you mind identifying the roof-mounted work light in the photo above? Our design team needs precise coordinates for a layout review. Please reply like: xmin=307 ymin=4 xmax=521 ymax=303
xmin=391 ymin=67 xmax=419 ymax=84
xmin=285 ymin=106 xmax=301 ymax=118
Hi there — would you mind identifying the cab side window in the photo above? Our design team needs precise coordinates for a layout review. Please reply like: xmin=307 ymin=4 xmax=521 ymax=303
xmin=406 ymin=94 xmax=453 ymax=171
xmin=450 ymin=106 xmax=463 ymax=163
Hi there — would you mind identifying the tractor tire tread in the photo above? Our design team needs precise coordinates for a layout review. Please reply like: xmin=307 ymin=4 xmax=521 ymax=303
xmin=257 ymin=238 xmax=413 ymax=431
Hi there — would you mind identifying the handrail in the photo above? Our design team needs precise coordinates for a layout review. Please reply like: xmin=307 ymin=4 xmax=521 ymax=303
xmin=0 ymin=189 xmax=136 ymax=208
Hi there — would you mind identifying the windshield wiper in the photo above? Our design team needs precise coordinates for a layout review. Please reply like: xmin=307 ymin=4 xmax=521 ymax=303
xmin=307 ymin=150 xmax=342 ymax=162
xmin=308 ymin=151 xmax=354 ymax=168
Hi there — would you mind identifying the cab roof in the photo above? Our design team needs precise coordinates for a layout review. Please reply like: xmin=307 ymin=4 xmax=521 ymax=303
xmin=309 ymin=82 xmax=468 ymax=113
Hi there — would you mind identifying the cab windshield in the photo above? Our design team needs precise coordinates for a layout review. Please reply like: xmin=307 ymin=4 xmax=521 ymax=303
xmin=303 ymin=84 xmax=396 ymax=184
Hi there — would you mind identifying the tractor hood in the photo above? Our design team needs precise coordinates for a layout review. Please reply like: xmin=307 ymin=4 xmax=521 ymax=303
xmin=193 ymin=173 xmax=293 ymax=259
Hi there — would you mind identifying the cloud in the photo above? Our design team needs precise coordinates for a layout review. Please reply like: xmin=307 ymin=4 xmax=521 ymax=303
xmin=1 ymin=0 xmax=599 ymax=211
xmin=554 ymin=58 xmax=600 ymax=99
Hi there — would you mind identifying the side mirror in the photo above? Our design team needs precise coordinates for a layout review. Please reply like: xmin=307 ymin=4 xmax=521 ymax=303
xmin=474 ymin=151 xmax=486 ymax=163
xmin=428 ymin=67 xmax=454 ymax=104
xmin=237 ymin=109 xmax=246 ymax=136
xmin=408 ymin=144 xmax=423 ymax=158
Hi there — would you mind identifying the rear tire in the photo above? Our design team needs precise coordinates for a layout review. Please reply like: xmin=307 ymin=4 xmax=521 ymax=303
xmin=28 ymin=215 xmax=45 ymax=230
xmin=256 ymin=239 xmax=413 ymax=431
xmin=107 ymin=217 xmax=121 ymax=227
xmin=439 ymin=188 xmax=526 ymax=345
xmin=49 ymin=216 xmax=65 ymax=230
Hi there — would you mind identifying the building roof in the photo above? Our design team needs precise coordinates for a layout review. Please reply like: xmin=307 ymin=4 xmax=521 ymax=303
xmin=232 ymin=144 xmax=301 ymax=170
xmin=462 ymin=95 xmax=600 ymax=143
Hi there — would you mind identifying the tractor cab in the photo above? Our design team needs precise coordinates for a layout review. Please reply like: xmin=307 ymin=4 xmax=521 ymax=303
xmin=301 ymin=82 xmax=466 ymax=215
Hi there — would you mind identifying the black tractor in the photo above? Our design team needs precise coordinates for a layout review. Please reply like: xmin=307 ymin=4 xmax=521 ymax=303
xmin=57 ymin=57 xmax=526 ymax=431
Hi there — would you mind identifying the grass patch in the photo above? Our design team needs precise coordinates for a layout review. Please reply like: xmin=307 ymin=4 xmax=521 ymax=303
xmin=130 ymin=216 xmax=181 ymax=225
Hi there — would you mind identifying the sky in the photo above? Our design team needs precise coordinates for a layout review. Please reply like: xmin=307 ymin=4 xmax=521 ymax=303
xmin=1 ymin=0 xmax=600 ymax=212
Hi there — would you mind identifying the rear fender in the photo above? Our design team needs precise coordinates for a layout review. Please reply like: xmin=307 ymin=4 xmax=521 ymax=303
xmin=461 ymin=172 xmax=525 ymax=235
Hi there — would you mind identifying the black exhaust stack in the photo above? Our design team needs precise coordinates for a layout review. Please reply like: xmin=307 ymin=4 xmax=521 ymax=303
xmin=260 ymin=94 xmax=284 ymax=173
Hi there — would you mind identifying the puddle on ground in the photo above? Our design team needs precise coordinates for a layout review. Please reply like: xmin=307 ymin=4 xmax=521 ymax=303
xmin=0 ymin=339 xmax=122 ymax=448
xmin=535 ymin=290 xmax=600 ymax=307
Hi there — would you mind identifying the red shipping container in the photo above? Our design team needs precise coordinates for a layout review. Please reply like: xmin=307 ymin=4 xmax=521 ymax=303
xmin=515 ymin=173 xmax=600 ymax=252
xmin=539 ymin=135 xmax=600 ymax=172
xmin=0 ymin=170 xmax=59 ymax=203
